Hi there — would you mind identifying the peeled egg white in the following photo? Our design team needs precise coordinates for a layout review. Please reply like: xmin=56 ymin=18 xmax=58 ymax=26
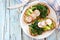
xmin=30 ymin=13 xmax=36 ymax=20
xmin=34 ymin=10 xmax=40 ymax=17
xmin=38 ymin=22 xmax=43 ymax=28
xmin=38 ymin=21 xmax=46 ymax=28
xmin=25 ymin=16 xmax=32 ymax=22
xmin=45 ymin=19 xmax=52 ymax=25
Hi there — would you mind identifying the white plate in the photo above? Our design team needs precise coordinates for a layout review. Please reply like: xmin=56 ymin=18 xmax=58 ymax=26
xmin=20 ymin=1 xmax=57 ymax=39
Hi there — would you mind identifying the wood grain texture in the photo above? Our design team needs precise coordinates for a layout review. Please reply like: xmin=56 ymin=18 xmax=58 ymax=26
xmin=9 ymin=0 xmax=21 ymax=40
xmin=3 ymin=0 xmax=10 ymax=40
xmin=0 ymin=0 xmax=60 ymax=40
xmin=0 ymin=0 xmax=5 ymax=40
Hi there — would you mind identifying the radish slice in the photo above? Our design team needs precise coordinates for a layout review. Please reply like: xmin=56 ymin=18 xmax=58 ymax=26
xmin=45 ymin=19 xmax=52 ymax=25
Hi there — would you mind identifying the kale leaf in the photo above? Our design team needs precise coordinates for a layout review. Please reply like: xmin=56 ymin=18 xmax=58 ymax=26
xmin=29 ymin=20 xmax=44 ymax=35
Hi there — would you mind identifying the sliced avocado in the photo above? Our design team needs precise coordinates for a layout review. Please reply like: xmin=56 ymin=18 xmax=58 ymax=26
xmin=31 ymin=7 xmax=37 ymax=11
xmin=43 ymin=26 xmax=51 ymax=31
xmin=28 ymin=9 xmax=33 ymax=13
xmin=48 ymin=23 xmax=54 ymax=29
xmin=26 ymin=9 xmax=33 ymax=16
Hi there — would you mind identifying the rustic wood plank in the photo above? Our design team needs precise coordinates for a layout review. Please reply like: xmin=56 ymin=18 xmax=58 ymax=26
xmin=0 ymin=0 xmax=5 ymax=40
xmin=3 ymin=0 xmax=10 ymax=40
xmin=16 ymin=7 xmax=24 ymax=40
xmin=9 ymin=9 xmax=21 ymax=40
xmin=9 ymin=0 xmax=21 ymax=40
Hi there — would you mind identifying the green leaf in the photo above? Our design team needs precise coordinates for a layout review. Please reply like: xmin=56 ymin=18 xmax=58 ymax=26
xmin=29 ymin=20 xmax=44 ymax=35
xmin=33 ymin=4 xmax=48 ymax=18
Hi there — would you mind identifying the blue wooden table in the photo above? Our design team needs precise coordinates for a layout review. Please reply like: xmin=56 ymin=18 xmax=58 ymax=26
xmin=0 ymin=0 xmax=60 ymax=40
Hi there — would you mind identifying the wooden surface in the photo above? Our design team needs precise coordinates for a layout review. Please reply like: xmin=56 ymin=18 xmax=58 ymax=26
xmin=0 ymin=0 xmax=60 ymax=40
